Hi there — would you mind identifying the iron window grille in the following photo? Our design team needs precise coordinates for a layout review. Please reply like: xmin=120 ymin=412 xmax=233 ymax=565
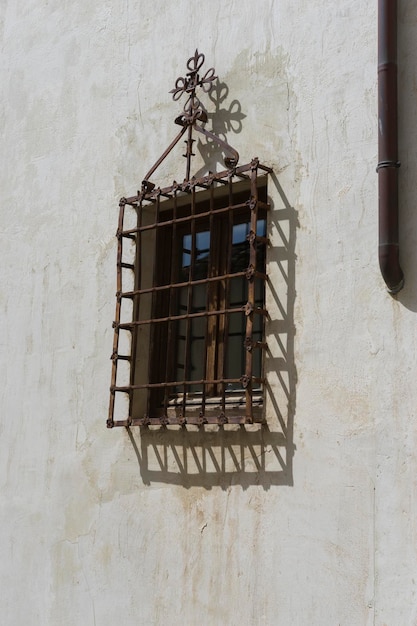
xmin=108 ymin=51 xmax=272 ymax=428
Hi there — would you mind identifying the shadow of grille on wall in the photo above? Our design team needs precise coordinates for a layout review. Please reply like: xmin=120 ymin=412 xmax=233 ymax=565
xmin=127 ymin=425 xmax=295 ymax=489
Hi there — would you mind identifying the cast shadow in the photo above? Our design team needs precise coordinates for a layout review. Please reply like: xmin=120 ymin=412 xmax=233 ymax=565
xmin=126 ymin=170 xmax=298 ymax=489
xmin=264 ymin=171 xmax=298 ymax=485
xmin=127 ymin=425 xmax=291 ymax=490
xmin=192 ymin=79 xmax=246 ymax=178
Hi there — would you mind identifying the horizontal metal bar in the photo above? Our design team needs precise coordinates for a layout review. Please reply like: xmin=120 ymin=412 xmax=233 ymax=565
xmin=118 ymin=231 xmax=136 ymax=240
xmin=116 ymin=305 xmax=268 ymax=328
xmin=113 ymin=377 xmax=243 ymax=392
xmin=112 ymin=375 xmax=265 ymax=393
xmin=121 ymin=269 xmax=267 ymax=298
xmin=120 ymin=200 xmax=270 ymax=236
xmin=123 ymin=161 xmax=264 ymax=204
xmin=110 ymin=414 xmax=265 ymax=427
xmin=110 ymin=353 xmax=131 ymax=362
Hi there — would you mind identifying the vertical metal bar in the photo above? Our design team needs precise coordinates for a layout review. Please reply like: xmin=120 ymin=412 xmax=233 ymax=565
xmin=244 ymin=161 xmax=259 ymax=422
xmin=128 ymin=201 xmax=141 ymax=424
xmin=201 ymin=181 xmax=215 ymax=419
xmin=185 ymin=125 xmax=194 ymax=182
xmin=146 ymin=193 xmax=161 ymax=416
xmin=219 ymin=174 xmax=234 ymax=415
xmin=206 ymin=190 xmax=219 ymax=399
xmin=182 ymin=185 xmax=196 ymax=418
xmin=164 ymin=188 xmax=178 ymax=414
xmin=108 ymin=198 xmax=126 ymax=428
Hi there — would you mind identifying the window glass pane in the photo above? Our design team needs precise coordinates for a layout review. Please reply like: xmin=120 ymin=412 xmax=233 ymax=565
xmin=194 ymin=230 xmax=209 ymax=280
xmin=181 ymin=234 xmax=191 ymax=270
xmin=180 ymin=230 xmax=210 ymax=281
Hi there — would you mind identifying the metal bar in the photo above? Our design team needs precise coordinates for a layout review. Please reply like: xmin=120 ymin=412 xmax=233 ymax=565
xmin=120 ymin=200 xmax=270 ymax=236
xmin=120 ymin=270 xmax=267 ymax=299
xmin=182 ymin=185 xmax=197 ymax=418
xmin=108 ymin=199 xmax=127 ymax=428
xmin=128 ymin=200 xmax=143 ymax=426
xmin=220 ymin=175 xmax=235 ymax=412
xmin=124 ymin=161 xmax=269 ymax=203
xmin=112 ymin=414 xmax=266 ymax=428
xmin=164 ymin=190 xmax=178 ymax=411
xmin=185 ymin=124 xmax=194 ymax=181
xmin=201 ymin=181 xmax=215 ymax=415
xmin=142 ymin=125 xmax=188 ymax=185
xmin=244 ymin=161 xmax=260 ymax=422
xmin=117 ymin=305 xmax=268 ymax=328
xmin=146 ymin=193 xmax=161 ymax=415
xmin=113 ymin=377 xmax=247 ymax=391
xmin=257 ymin=163 xmax=273 ymax=174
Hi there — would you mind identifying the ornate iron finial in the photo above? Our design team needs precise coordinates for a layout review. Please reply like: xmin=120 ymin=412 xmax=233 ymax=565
xmin=170 ymin=50 xmax=216 ymax=98
xmin=141 ymin=50 xmax=239 ymax=191
xmin=170 ymin=50 xmax=217 ymax=124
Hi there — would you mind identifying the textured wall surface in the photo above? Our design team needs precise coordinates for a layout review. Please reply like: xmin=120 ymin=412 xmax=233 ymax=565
xmin=1 ymin=1 xmax=417 ymax=624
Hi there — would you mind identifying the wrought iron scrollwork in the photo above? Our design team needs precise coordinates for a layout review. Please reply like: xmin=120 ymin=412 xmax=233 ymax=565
xmin=170 ymin=50 xmax=217 ymax=110
xmin=142 ymin=50 xmax=239 ymax=190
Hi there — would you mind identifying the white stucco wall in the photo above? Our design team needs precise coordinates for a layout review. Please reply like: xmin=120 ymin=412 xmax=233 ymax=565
xmin=2 ymin=1 xmax=417 ymax=624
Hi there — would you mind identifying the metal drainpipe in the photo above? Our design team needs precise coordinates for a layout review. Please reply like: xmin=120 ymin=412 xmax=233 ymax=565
xmin=377 ymin=0 xmax=404 ymax=293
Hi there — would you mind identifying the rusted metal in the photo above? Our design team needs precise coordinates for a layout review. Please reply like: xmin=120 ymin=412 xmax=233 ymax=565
xmin=141 ymin=50 xmax=239 ymax=189
xmin=114 ymin=377 xmax=257 ymax=391
xmin=116 ymin=304 xmax=267 ymax=328
xmin=129 ymin=193 xmax=143 ymax=427
xmin=171 ymin=51 xmax=216 ymax=104
xmin=377 ymin=0 xmax=404 ymax=293
xmin=142 ymin=126 xmax=188 ymax=188
xmin=244 ymin=162 xmax=260 ymax=421
xmin=122 ymin=162 xmax=272 ymax=205
xmin=120 ymin=200 xmax=270 ymax=235
xmin=107 ymin=199 xmax=127 ymax=428
xmin=181 ymin=185 xmax=197 ymax=419
xmin=163 ymin=186 xmax=179 ymax=414
xmin=201 ymin=182 xmax=216 ymax=416
xmin=112 ymin=414 xmax=265 ymax=428
xmin=108 ymin=51 xmax=272 ymax=428
xmin=220 ymin=177 xmax=235 ymax=414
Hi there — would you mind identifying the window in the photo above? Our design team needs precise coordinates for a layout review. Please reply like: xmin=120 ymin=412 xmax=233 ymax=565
xmin=109 ymin=161 xmax=271 ymax=427
xmin=108 ymin=51 xmax=273 ymax=428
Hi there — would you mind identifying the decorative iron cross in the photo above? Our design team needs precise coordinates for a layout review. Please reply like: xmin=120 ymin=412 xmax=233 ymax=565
xmin=170 ymin=50 xmax=217 ymax=123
